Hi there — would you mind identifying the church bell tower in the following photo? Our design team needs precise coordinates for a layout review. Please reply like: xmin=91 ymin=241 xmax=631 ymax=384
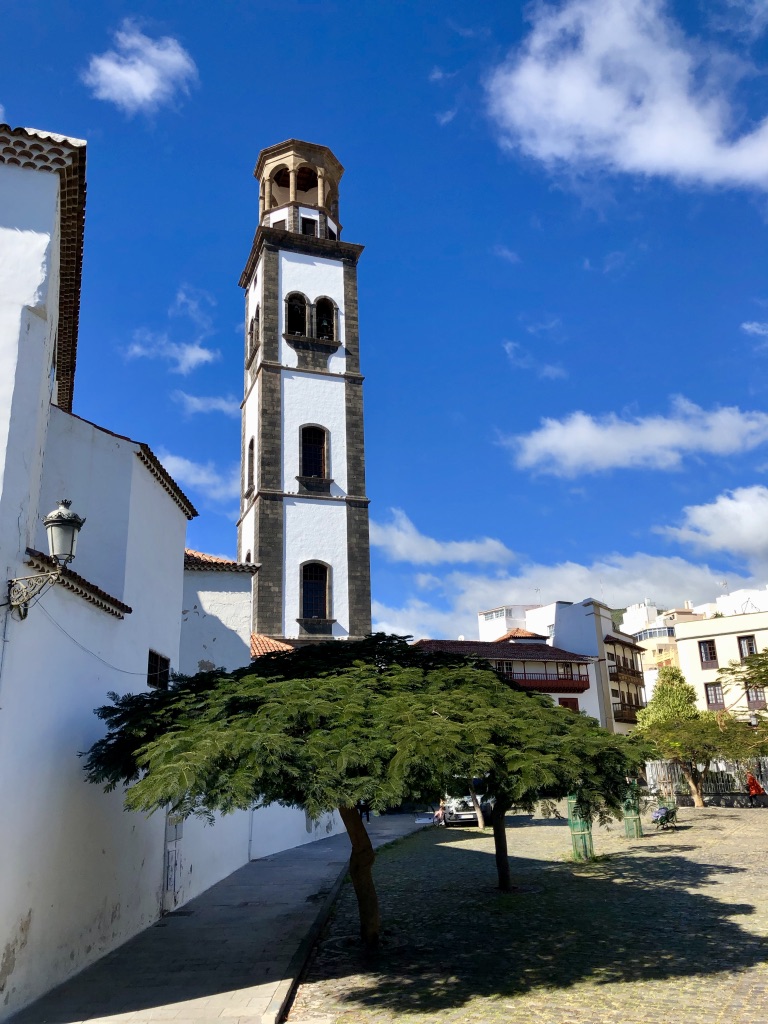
xmin=237 ymin=140 xmax=372 ymax=640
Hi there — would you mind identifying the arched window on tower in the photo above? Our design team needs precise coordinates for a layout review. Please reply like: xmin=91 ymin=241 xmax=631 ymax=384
xmin=246 ymin=438 xmax=254 ymax=493
xmin=302 ymin=562 xmax=329 ymax=620
xmin=301 ymin=426 xmax=326 ymax=478
xmin=315 ymin=298 xmax=335 ymax=341
xmin=286 ymin=293 xmax=307 ymax=336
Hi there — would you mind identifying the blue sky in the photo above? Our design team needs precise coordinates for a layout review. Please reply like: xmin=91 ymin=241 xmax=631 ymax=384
xmin=5 ymin=0 xmax=768 ymax=639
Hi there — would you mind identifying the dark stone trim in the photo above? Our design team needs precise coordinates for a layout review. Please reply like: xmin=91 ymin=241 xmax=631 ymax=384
xmin=283 ymin=333 xmax=342 ymax=371
xmin=297 ymin=617 xmax=336 ymax=637
xmin=346 ymin=503 xmax=372 ymax=636
xmin=297 ymin=476 xmax=332 ymax=495
xmin=239 ymin=228 xmax=363 ymax=288
xmin=258 ymin=365 xmax=282 ymax=492
xmin=345 ymin=376 xmax=367 ymax=498
xmin=260 ymin=246 xmax=280 ymax=363
xmin=252 ymin=494 xmax=284 ymax=636
xmin=342 ymin=261 xmax=361 ymax=375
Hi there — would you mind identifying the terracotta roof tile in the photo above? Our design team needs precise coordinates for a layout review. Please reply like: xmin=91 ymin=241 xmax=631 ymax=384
xmin=413 ymin=639 xmax=595 ymax=663
xmin=184 ymin=549 xmax=258 ymax=573
xmin=25 ymin=548 xmax=132 ymax=618
xmin=495 ymin=628 xmax=548 ymax=641
xmin=250 ymin=633 xmax=294 ymax=658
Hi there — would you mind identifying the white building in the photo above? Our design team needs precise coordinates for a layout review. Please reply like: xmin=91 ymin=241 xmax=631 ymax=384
xmin=478 ymin=603 xmax=540 ymax=642
xmin=675 ymin=611 xmax=768 ymax=717
xmin=0 ymin=128 xmax=345 ymax=1019
xmin=0 ymin=126 xmax=199 ymax=1017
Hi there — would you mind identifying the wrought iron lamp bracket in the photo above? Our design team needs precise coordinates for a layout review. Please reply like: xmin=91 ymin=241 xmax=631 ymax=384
xmin=7 ymin=569 xmax=62 ymax=619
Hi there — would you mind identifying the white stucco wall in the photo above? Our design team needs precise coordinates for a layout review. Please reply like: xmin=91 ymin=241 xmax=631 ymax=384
xmin=0 ymin=164 xmax=60 ymax=586
xmin=180 ymin=570 xmax=253 ymax=674
xmin=0 ymin=411 xmax=189 ymax=1019
xmin=37 ymin=409 xmax=132 ymax=600
xmin=283 ymin=499 xmax=349 ymax=638
xmin=281 ymin=371 xmax=347 ymax=495
xmin=249 ymin=804 xmax=342 ymax=860
xmin=278 ymin=250 xmax=345 ymax=369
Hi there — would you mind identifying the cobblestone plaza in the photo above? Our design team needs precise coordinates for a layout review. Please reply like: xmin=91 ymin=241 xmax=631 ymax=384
xmin=289 ymin=808 xmax=768 ymax=1024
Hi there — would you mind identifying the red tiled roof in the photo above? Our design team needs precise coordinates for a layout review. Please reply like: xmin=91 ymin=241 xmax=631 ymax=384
xmin=26 ymin=548 xmax=132 ymax=618
xmin=413 ymin=639 xmax=595 ymax=663
xmin=184 ymin=549 xmax=259 ymax=573
xmin=495 ymin=628 xmax=548 ymax=641
xmin=250 ymin=633 xmax=294 ymax=658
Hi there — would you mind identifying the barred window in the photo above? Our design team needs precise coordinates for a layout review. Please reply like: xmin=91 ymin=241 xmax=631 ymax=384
xmin=302 ymin=563 xmax=328 ymax=619
xmin=148 ymin=650 xmax=170 ymax=690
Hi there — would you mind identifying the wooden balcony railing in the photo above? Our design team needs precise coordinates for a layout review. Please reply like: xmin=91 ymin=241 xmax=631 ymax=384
xmin=612 ymin=701 xmax=647 ymax=724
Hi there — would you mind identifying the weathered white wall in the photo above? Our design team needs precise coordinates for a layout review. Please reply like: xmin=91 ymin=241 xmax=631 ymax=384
xmin=0 ymin=409 xmax=190 ymax=1019
xmin=282 ymin=371 xmax=347 ymax=494
xmin=249 ymin=804 xmax=343 ymax=859
xmin=38 ymin=409 xmax=131 ymax=600
xmin=283 ymin=499 xmax=349 ymax=638
xmin=0 ymin=164 xmax=60 ymax=586
xmin=180 ymin=570 xmax=253 ymax=674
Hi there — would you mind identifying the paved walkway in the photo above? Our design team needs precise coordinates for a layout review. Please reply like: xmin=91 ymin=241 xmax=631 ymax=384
xmin=11 ymin=815 xmax=424 ymax=1024
xmin=289 ymin=807 xmax=768 ymax=1024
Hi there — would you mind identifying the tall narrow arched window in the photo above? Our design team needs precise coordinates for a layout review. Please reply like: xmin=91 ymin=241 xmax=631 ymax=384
xmin=247 ymin=438 xmax=254 ymax=492
xmin=315 ymin=298 xmax=335 ymax=340
xmin=286 ymin=293 xmax=307 ymax=335
xmin=301 ymin=426 xmax=326 ymax=479
xmin=253 ymin=304 xmax=260 ymax=349
xmin=302 ymin=562 xmax=328 ymax=619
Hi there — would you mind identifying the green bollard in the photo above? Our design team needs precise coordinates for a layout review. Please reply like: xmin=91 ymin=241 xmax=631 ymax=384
xmin=567 ymin=794 xmax=594 ymax=861
xmin=623 ymin=781 xmax=643 ymax=839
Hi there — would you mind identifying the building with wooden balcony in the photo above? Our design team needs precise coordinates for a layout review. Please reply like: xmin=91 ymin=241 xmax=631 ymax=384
xmin=413 ymin=637 xmax=600 ymax=720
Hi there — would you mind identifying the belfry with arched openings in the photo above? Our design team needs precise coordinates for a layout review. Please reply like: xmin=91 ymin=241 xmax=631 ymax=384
xmin=237 ymin=139 xmax=371 ymax=641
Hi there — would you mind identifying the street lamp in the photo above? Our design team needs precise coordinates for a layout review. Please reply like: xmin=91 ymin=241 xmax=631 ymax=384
xmin=7 ymin=499 xmax=85 ymax=618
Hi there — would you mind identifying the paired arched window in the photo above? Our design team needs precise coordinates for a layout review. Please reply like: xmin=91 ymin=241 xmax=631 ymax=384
xmin=286 ymin=293 xmax=307 ymax=335
xmin=246 ymin=438 xmax=254 ymax=492
xmin=301 ymin=426 xmax=327 ymax=479
xmin=302 ymin=562 xmax=329 ymax=620
xmin=284 ymin=294 xmax=337 ymax=341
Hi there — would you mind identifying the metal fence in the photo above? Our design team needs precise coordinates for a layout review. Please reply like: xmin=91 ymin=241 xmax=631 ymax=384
xmin=646 ymin=758 xmax=768 ymax=797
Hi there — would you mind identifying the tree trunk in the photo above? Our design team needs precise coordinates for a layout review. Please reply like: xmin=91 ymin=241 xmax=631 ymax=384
xmin=468 ymin=781 xmax=486 ymax=829
xmin=491 ymin=802 xmax=512 ymax=892
xmin=679 ymin=763 xmax=705 ymax=808
xmin=338 ymin=805 xmax=380 ymax=947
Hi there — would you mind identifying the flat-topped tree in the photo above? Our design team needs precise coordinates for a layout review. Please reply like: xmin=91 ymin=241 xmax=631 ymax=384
xmin=83 ymin=634 xmax=639 ymax=946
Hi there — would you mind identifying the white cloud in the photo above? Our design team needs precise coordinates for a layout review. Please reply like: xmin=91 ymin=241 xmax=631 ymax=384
xmin=158 ymin=452 xmax=240 ymax=502
xmin=82 ymin=20 xmax=198 ymax=115
xmin=486 ymin=0 xmax=768 ymax=190
xmin=661 ymin=485 xmax=768 ymax=565
xmin=493 ymin=244 xmax=521 ymax=264
xmin=370 ymin=509 xmax=515 ymax=565
xmin=126 ymin=329 xmax=218 ymax=375
xmin=503 ymin=341 xmax=567 ymax=380
xmin=436 ymin=109 xmax=457 ymax=126
xmin=742 ymin=321 xmax=768 ymax=338
xmin=170 ymin=285 xmax=215 ymax=332
xmin=429 ymin=67 xmax=456 ymax=82
xmin=372 ymin=552 xmax=755 ymax=640
xmin=0 ymin=105 xmax=6 ymax=123
xmin=171 ymin=391 xmax=240 ymax=417
xmin=509 ymin=396 xmax=768 ymax=476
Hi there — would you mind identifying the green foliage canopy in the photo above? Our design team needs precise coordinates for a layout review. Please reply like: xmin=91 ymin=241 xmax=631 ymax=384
xmin=84 ymin=635 xmax=639 ymax=823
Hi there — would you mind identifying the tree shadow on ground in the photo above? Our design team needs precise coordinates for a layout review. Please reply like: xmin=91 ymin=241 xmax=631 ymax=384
xmin=301 ymin=826 xmax=765 ymax=1017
